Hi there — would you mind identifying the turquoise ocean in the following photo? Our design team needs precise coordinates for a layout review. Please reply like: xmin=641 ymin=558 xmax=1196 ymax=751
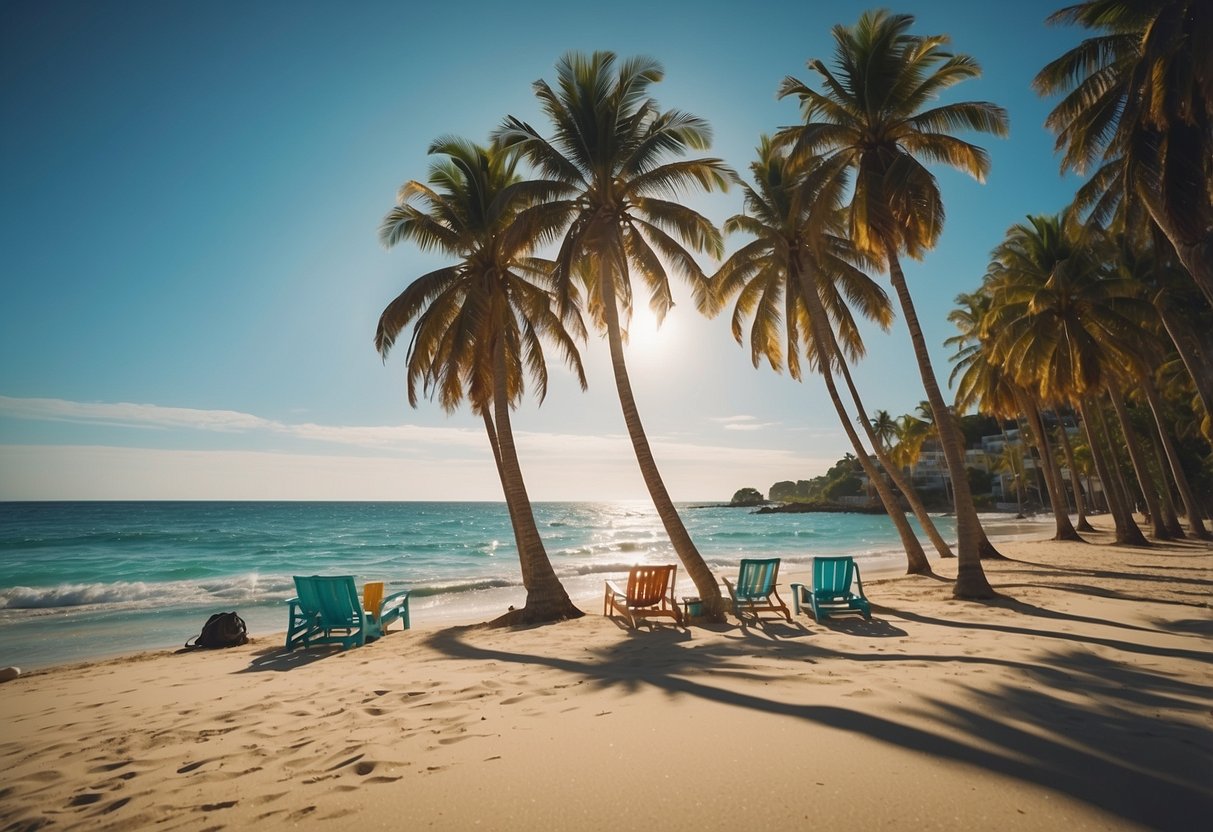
xmin=0 ymin=501 xmax=1048 ymax=669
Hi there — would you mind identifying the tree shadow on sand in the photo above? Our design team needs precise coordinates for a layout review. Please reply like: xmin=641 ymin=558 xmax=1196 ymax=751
xmin=423 ymin=607 xmax=1213 ymax=828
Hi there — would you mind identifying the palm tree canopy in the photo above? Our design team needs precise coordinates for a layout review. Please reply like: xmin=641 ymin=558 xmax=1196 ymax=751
xmin=983 ymin=214 xmax=1154 ymax=402
xmin=776 ymin=9 xmax=1010 ymax=261
xmin=714 ymin=138 xmax=892 ymax=379
xmin=375 ymin=138 xmax=586 ymax=414
xmin=1034 ymin=1 xmax=1213 ymax=243
xmin=494 ymin=51 xmax=732 ymax=330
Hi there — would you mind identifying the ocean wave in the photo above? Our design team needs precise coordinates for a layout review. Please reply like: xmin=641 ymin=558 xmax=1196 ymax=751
xmin=0 ymin=574 xmax=293 ymax=611
xmin=408 ymin=578 xmax=518 ymax=598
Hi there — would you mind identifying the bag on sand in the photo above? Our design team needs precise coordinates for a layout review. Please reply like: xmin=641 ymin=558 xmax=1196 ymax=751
xmin=186 ymin=612 xmax=248 ymax=649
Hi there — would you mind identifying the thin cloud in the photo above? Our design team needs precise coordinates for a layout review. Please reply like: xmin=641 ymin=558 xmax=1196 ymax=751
xmin=708 ymin=414 xmax=780 ymax=431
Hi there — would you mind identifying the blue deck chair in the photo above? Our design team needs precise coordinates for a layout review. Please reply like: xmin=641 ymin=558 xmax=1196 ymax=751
xmin=722 ymin=558 xmax=791 ymax=621
xmin=285 ymin=575 xmax=410 ymax=650
xmin=790 ymin=556 xmax=871 ymax=621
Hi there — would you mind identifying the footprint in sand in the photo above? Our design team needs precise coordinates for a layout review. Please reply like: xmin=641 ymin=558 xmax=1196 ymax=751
xmin=69 ymin=793 xmax=103 ymax=806
xmin=177 ymin=760 xmax=207 ymax=774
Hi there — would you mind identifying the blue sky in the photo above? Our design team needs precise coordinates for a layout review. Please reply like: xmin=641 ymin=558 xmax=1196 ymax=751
xmin=0 ymin=0 xmax=1084 ymax=501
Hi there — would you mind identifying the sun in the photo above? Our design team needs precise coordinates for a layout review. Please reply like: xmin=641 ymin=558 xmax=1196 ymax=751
xmin=623 ymin=301 xmax=680 ymax=358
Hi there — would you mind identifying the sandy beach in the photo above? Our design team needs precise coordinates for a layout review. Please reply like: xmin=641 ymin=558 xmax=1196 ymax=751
xmin=2 ymin=516 xmax=1210 ymax=831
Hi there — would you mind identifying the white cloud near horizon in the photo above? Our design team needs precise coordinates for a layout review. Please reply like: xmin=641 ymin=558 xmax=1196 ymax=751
xmin=0 ymin=396 xmax=838 ymax=500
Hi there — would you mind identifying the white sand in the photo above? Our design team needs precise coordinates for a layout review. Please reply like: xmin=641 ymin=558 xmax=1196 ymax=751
xmin=2 ymin=516 xmax=1210 ymax=831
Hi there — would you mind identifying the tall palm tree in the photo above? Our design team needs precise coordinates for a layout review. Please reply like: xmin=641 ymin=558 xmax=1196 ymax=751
xmin=495 ymin=52 xmax=732 ymax=615
xmin=777 ymin=10 xmax=1010 ymax=598
xmin=985 ymin=213 xmax=1151 ymax=545
xmin=949 ymin=289 xmax=1083 ymax=541
xmin=375 ymin=138 xmax=586 ymax=623
xmin=714 ymin=138 xmax=933 ymax=574
xmin=1034 ymin=1 xmax=1213 ymax=304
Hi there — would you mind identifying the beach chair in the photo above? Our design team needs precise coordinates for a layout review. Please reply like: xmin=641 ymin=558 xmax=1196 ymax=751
xmin=722 ymin=557 xmax=791 ymax=621
xmin=790 ymin=556 xmax=871 ymax=621
xmin=285 ymin=575 xmax=410 ymax=650
xmin=604 ymin=565 xmax=683 ymax=628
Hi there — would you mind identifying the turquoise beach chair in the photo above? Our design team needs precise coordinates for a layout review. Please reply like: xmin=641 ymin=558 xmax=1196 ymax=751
xmin=285 ymin=575 xmax=410 ymax=650
xmin=790 ymin=556 xmax=871 ymax=622
xmin=722 ymin=557 xmax=791 ymax=621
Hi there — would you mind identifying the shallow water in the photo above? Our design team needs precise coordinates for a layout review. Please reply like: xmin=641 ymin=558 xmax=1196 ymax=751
xmin=0 ymin=501 xmax=1051 ymax=668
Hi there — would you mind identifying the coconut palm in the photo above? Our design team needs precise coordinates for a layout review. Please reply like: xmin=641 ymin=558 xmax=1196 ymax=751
xmin=375 ymin=138 xmax=586 ymax=623
xmin=1034 ymin=0 xmax=1213 ymax=304
xmin=949 ymin=289 xmax=1083 ymax=541
xmin=495 ymin=52 xmax=732 ymax=614
xmin=985 ymin=213 xmax=1152 ymax=545
xmin=776 ymin=10 xmax=1010 ymax=598
xmin=714 ymin=137 xmax=933 ymax=574
xmin=871 ymin=410 xmax=899 ymax=452
xmin=995 ymin=443 xmax=1027 ymax=517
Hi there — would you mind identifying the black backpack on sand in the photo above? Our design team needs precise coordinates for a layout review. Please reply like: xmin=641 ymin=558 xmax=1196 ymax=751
xmin=186 ymin=612 xmax=249 ymax=649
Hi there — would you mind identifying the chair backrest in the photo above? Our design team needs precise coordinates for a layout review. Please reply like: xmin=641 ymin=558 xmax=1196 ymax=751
xmin=362 ymin=581 xmax=384 ymax=614
xmin=812 ymin=557 xmax=855 ymax=595
xmin=736 ymin=558 xmax=780 ymax=598
xmin=294 ymin=575 xmax=362 ymax=625
xmin=626 ymin=565 xmax=677 ymax=608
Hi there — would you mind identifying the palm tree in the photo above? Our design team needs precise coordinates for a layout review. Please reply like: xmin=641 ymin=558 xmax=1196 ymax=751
xmin=375 ymin=138 xmax=586 ymax=623
xmin=995 ymin=442 xmax=1027 ymax=517
xmin=714 ymin=138 xmax=932 ymax=574
xmin=777 ymin=10 xmax=1010 ymax=598
xmin=985 ymin=214 xmax=1150 ymax=545
xmin=495 ymin=52 xmax=732 ymax=615
xmin=871 ymin=410 xmax=899 ymax=452
xmin=1034 ymin=1 xmax=1213 ymax=304
xmin=949 ymin=289 xmax=1083 ymax=541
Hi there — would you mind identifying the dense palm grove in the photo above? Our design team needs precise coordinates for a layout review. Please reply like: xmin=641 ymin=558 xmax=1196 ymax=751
xmin=375 ymin=3 xmax=1213 ymax=623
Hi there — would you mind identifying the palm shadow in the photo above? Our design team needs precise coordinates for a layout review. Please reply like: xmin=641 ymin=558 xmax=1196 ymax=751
xmin=423 ymin=607 xmax=1212 ymax=827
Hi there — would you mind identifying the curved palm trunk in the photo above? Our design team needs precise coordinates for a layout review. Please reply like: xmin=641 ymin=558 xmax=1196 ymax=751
xmin=794 ymin=264 xmax=932 ymax=575
xmin=599 ymin=276 xmax=724 ymax=618
xmin=1055 ymin=418 xmax=1095 ymax=532
xmin=1107 ymin=383 xmax=1170 ymax=540
xmin=1140 ymin=373 xmax=1211 ymax=539
xmin=489 ymin=343 xmax=583 ymax=624
xmin=1143 ymin=202 xmax=1213 ymax=309
xmin=1079 ymin=396 xmax=1148 ymax=546
xmin=884 ymin=249 xmax=995 ymax=597
xmin=1156 ymin=302 xmax=1213 ymax=422
xmin=836 ymin=355 xmax=954 ymax=559
xmin=1015 ymin=390 xmax=1082 ymax=541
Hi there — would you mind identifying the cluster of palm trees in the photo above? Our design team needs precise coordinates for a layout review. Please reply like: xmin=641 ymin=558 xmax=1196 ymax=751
xmin=374 ymin=4 xmax=1212 ymax=624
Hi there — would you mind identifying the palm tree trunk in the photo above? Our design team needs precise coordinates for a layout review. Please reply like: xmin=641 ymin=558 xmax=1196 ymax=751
xmin=1143 ymin=202 xmax=1213 ymax=309
xmin=1079 ymin=396 xmax=1148 ymax=546
xmin=794 ymin=263 xmax=932 ymax=575
xmin=1055 ymin=417 xmax=1095 ymax=532
xmin=599 ymin=274 xmax=724 ymax=617
xmin=1146 ymin=428 xmax=1185 ymax=538
xmin=1155 ymin=302 xmax=1213 ymax=422
xmin=1016 ymin=391 xmax=1082 ymax=541
xmin=836 ymin=356 xmax=954 ymax=558
xmin=1107 ymin=382 xmax=1170 ymax=539
xmin=884 ymin=249 xmax=994 ymax=597
xmin=490 ymin=341 xmax=582 ymax=624
xmin=1140 ymin=372 xmax=1211 ymax=539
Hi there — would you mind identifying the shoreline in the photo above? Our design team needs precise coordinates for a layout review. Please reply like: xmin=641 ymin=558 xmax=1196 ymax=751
xmin=2 ymin=516 xmax=1210 ymax=830
xmin=1 ymin=512 xmax=1051 ymax=673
